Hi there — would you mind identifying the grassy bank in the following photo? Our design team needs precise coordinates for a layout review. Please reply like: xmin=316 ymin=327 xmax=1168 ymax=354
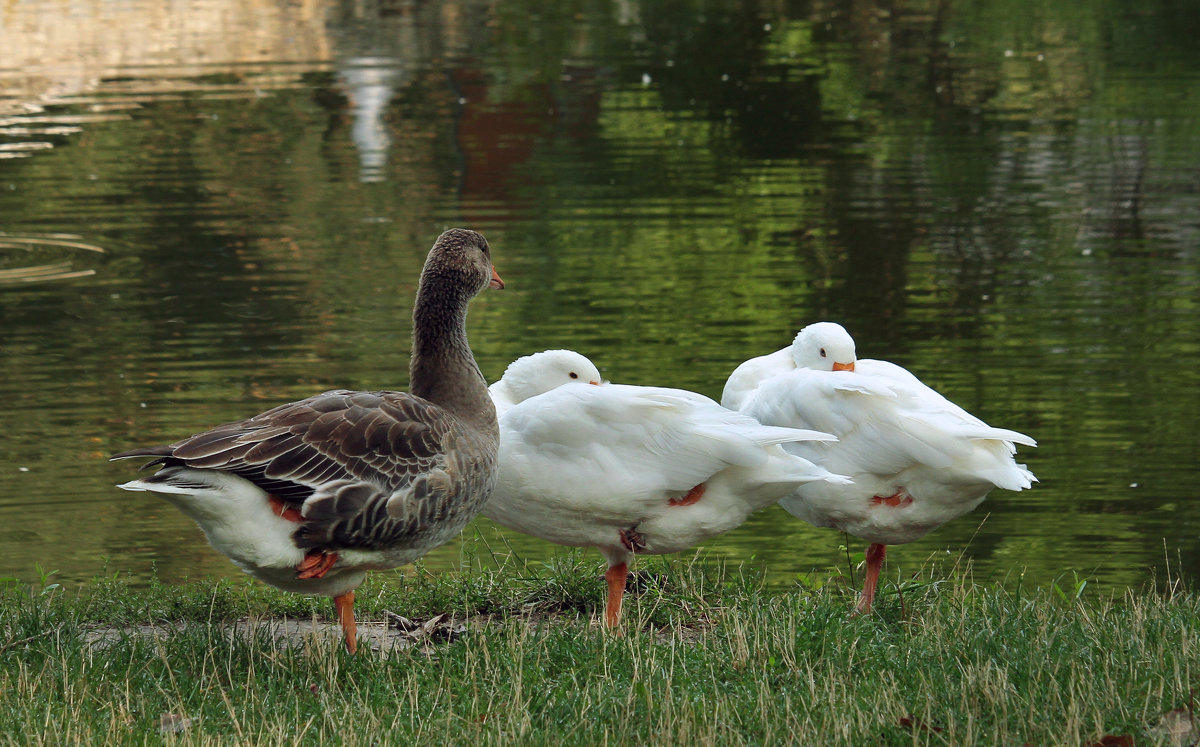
xmin=0 ymin=553 xmax=1195 ymax=745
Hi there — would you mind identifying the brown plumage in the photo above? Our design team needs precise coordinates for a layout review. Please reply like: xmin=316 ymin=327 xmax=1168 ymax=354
xmin=112 ymin=228 xmax=504 ymax=653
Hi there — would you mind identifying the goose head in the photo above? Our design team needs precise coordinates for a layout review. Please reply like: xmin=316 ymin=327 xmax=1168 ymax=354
xmin=421 ymin=228 xmax=504 ymax=298
xmin=791 ymin=322 xmax=857 ymax=372
xmin=492 ymin=350 xmax=603 ymax=408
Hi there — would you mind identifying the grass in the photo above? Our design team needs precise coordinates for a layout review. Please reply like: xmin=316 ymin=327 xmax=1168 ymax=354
xmin=0 ymin=551 xmax=1196 ymax=746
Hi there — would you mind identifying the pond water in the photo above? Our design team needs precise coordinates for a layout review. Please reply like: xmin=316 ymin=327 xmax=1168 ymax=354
xmin=1 ymin=0 xmax=1197 ymax=594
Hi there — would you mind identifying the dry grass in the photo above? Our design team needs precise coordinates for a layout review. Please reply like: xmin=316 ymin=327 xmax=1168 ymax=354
xmin=0 ymin=554 xmax=1196 ymax=745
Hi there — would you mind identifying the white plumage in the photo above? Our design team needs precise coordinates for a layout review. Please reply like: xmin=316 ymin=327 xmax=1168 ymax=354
xmin=724 ymin=322 xmax=1037 ymax=612
xmin=117 ymin=469 xmax=367 ymax=599
xmin=484 ymin=350 xmax=848 ymax=627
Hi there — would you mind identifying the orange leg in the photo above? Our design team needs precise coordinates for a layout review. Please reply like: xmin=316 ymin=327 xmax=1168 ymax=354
xmin=854 ymin=543 xmax=887 ymax=614
xmin=604 ymin=563 xmax=628 ymax=629
xmin=668 ymin=483 xmax=706 ymax=507
xmin=334 ymin=591 xmax=357 ymax=654
xmin=268 ymin=495 xmax=305 ymax=523
xmin=296 ymin=550 xmax=339 ymax=580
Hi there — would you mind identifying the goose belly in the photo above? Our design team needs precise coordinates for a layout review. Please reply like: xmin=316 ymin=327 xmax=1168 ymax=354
xmin=481 ymin=487 xmax=624 ymax=549
xmin=779 ymin=473 xmax=994 ymax=546
xmin=633 ymin=501 xmax=755 ymax=555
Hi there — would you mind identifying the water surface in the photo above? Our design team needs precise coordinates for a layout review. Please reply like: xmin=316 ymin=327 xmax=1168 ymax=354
xmin=1 ymin=0 xmax=1197 ymax=593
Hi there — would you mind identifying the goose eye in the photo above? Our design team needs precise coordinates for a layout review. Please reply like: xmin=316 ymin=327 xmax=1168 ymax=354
xmin=569 ymin=372 xmax=579 ymax=379
xmin=819 ymin=348 xmax=827 ymax=358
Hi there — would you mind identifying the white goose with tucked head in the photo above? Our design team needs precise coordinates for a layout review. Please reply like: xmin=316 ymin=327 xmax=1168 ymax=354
xmin=483 ymin=349 xmax=848 ymax=629
xmin=488 ymin=349 xmax=604 ymax=411
xmin=112 ymin=228 xmax=505 ymax=653
xmin=724 ymin=322 xmax=1037 ymax=613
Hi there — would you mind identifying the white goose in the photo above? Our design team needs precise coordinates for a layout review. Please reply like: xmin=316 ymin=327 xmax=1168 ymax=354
xmin=111 ymin=228 xmax=505 ymax=653
xmin=724 ymin=322 xmax=1037 ymax=613
xmin=487 ymin=349 xmax=604 ymax=411
xmin=483 ymin=350 xmax=849 ymax=628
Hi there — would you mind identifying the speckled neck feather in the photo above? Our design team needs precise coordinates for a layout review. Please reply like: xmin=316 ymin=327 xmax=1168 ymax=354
xmin=408 ymin=233 xmax=497 ymax=439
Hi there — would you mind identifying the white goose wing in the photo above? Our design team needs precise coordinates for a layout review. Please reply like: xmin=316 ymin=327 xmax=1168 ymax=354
xmin=720 ymin=346 xmax=793 ymax=410
xmin=858 ymin=360 xmax=1037 ymax=447
xmin=487 ymin=380 xmax=519 ymax=415
xmin=740 ymin=364 xmax=1035 ymax=483
xmin=496 ymin=382 xmax=833 ymax=515
xmin=739 ymin=367 xmax=897 ymax=439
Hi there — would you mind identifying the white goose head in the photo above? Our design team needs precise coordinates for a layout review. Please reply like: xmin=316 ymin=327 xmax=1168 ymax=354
xmin=791 ymin=322 xmax=857 ymax=372
xmin=491 ymin=349 xmax=603 ymax=412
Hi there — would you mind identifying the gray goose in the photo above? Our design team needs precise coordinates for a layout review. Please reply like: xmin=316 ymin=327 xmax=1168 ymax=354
xmin=111 ymin=228 xmax=504 ymax=653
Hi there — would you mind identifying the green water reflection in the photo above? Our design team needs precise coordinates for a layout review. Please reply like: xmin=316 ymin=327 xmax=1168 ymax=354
xmin=0 ymin=0 xmax=1196 ymax=592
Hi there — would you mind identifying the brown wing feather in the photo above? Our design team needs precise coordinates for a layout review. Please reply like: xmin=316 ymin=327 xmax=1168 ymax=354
xmin=115 ymin=389 xmax=454 ymax=505
xmin=113 ymin=389 xmax=496 ymax=551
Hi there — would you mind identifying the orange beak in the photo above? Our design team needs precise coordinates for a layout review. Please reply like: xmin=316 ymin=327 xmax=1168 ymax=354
xmin=589 ymin=380 xmax=601 ymax=386
xmin=489 ymin=266 xmax=505 ymax=290
xmin=832 ymin=361 xmax=855 ymax=372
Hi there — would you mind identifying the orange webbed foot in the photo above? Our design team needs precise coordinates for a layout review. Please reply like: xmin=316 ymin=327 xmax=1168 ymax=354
xmin=668 ymin=483 xmax=706 ymax=507
xmin=871 ymin=491 xmax=913 ymax=508
xmin=618 ymin=527 xmax=647 ymax=553
xmin=296 ymin=550 xmax=339 ymax=580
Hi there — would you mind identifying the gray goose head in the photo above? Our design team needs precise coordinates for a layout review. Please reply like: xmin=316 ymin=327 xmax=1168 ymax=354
xmin=416 ymin=228 xmax=504 ymax=300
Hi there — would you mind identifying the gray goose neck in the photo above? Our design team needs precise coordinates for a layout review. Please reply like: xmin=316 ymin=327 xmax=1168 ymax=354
xmin=408 ymin=274 xmax=495 ymax=436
